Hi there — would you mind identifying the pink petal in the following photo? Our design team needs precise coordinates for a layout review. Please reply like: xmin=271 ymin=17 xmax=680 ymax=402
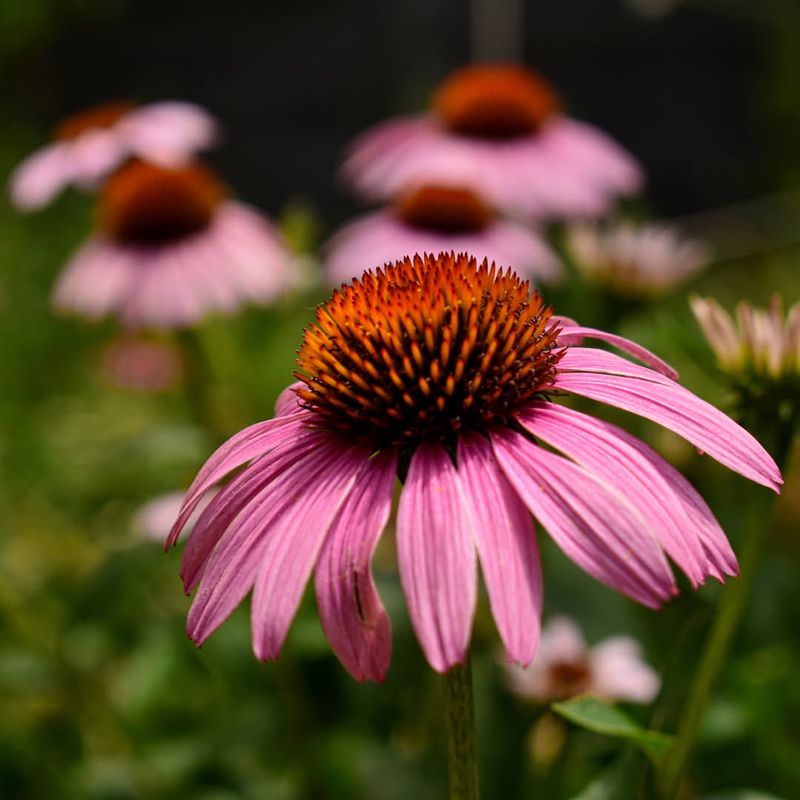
xmin=552 ymin=370 xmax=783 ymax=492
xmin=250 ymin=441 xmax=372 ymax=660
xmin=315 ymin=450 xmax=397 ymax=681
xmin=517 ymin=401 xmax=734 ymax=585
xmin=9 ymin=143 xmax=71 ymax=211
xmin=167 ymin=411 xmax=311 ymax=548
xmin=180 ymin=430 xmax=324 ymax=592
xmin=557 ymin=347 xmax=675 ymax=383
xmin=396 ymin=441 xmax=478 ymax=672
xmin=557 ymin=327 xmax=678 ymax=379
xmin=457 ymin=432 xmax=543 ymax=665
xmin=274 ymin=381 xmax=305 ymax=417
xmin=187 ymin=435 xmax=366 ymax=647
xmin=492 ymin=428 xmax=676 ymax=608
xmin=590 ymin=636 xmax=661 ymax=703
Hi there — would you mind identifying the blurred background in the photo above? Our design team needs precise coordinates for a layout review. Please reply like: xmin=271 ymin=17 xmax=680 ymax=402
xmin=1 ymin=1 xmax=799 ymax=798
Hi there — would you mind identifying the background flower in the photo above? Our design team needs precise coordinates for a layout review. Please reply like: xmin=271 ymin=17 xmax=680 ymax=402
xmin=504 ymin=616 xmax=660 ymax=703
xmin=9 ymin=100 xmax=219 ymax=211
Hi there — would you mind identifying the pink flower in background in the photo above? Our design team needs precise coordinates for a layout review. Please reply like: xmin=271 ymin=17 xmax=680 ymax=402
xmin=324 ymin=184 xmax=562 ymax=287
xmin=568 ymin=220 xmax=710 ymax=298
xmin=9 ymin=100 xmax=219 ymax=211
xmin=101 ymin=335 xmax=184 ymax=392
xmin=504 ymin=616 xmax=660 ymax=703
xmin=54 ymin=160 xmax=297 ymax=329
xmin=136 ymin=490 xmax=215 ymax=543
xmin=167 ymin=253 xmax=780 ymax=681
xmin=342 ymin=64 xmax=643 ymax=221
xmin=691 ymin=294 xmax=800 ymax=380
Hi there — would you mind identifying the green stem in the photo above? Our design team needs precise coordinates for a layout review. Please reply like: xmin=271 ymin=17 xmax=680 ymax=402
xmin=186 ymin=319 xmax=255 ymax=438
xmin=660 ymin=434 xmax=791 ymax=798
xmin=443 ymin=658 xmax=480 ymax=800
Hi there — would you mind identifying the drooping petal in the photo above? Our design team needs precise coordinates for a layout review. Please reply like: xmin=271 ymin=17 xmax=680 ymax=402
xmin=180 ymin=430 xmax=325 ymax=592
xmin=457 ymin=432 xmax=543 ymax=665
xmin=589 ymin=636 xmax=661 ymax=703
xmin=315 ymin=450 xmax=397 ymax=681
xmin=187 ymin=435 xmax=366 ymax=648
xmin=167 ymin=411 xmax=311 ymax=548
xmin=557 ymin=328 xmax=678 ymax=379
xmin=517 ymin=401 xmax=734 ymax=585
xmin=492 ymin=428 xmax=676 ymax=608
xmin=552 ymin=369 xmax=783 ymax=492
xmin=9 ymin=143 xmax=71 ymax=211
xmin=396 ymin=441 xmax=478 ymax=672
xmin=250 ymin=441 xmax=373 ymax=660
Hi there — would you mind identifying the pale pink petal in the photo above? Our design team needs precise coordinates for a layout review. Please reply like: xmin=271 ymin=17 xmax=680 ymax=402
xmin=120 ymin=102 xmax=219 ymax=165
xmin=396 ymin=441 xmax=478 ymax=672
xmin=323 ymin=210 xmax=562 ymax=287
xmin=557 ymin=327 xmax=678 ymax=379
xmin=315 ymin=450 xmax=397 ymax=681
xmin=52 ymin=239 xmax=138 ymax=319
xmin=167 ymin=411 xmax=311 ymax=548
xmin=517 ymin=402 xmax=733 ymax=585
xmin=8 ymin=143 xmax=72 ymax=211
xmin=491 ymin=428 xmax=676 ymax=608
xmin=552 ymin=370 xmax=783 ymax=492
xmin=590 ymin=636 xmax=661 ymax=703
xmin=457 ymin=432 xmax=542 ymax=665
xmin=250 ymin=441 xmax=372 ymax=660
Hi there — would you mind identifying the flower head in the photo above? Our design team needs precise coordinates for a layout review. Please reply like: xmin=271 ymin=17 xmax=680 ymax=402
xmin=9 ymin=100 xmax=219 ymax=211
xmin=54 ymin=160 xmax=296 ymax=329
xmin=691 ymin=295 xmax=800 ymax=381
xmin=342 ymin=64 xmax=642 ymax=220
xmin=324 ymin=184 xmax=562 ymax=286
xmin=168 ymin=252 xmax=780 ymax=680
xmin=504 ymin=616 xmax=660 ymax=703
xmin=568 ymin=220 xmax=710 ymax=298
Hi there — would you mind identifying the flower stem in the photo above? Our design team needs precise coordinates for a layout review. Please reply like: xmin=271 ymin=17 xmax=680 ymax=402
xmin=443 ymin=658 xmax=480 ymax=800
xmin=659 ymin=464 xmax=788 ymax=798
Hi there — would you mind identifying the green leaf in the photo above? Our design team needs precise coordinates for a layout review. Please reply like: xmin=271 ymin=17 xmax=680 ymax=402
xmin=552 ymin=695 xmax=673 ymax=763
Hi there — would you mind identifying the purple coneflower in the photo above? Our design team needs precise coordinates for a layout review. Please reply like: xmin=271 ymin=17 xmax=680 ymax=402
xmin=9 ymin=100 xmax=218 ymax=211
xmin=167 ymin=252 xmax=780 ymax=680
xmin=504 ymin=616 xmax=660 ymax=704
xmin=54 ymin=160 xmax=296 ymax=329
xmin=568 ymin=220 xmax=710 ymax=298
xmin=324 ymin=184 xmax=562 ymax=287
xmin=342 ymin=64 xmax=642 ymax=221
xmin=691 ymin=294 xmax=800 ymax=380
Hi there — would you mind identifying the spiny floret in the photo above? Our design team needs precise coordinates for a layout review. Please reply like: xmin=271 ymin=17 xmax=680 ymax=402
xmin=295 ymin=252 xmax=563 ymax=447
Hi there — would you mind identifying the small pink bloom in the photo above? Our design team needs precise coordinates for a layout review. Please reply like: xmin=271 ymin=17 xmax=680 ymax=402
xmin=324 ymin=184 xmax=562 ymax=286
xmin=136 ymin=490 xmax=215 ymax=543
xmin=53 ymin=160 xmax=297 ymax=330
xmin=342 ymin=65 xmax=642 ymax=221
xmin=568 ymin=220 xmax=710 ymax=298
xmin=691 ymin=294 xmax=800 ymax=380
xmin=167 ymin=253 xmax=781 ymax=680
xmin=9 ymin=100 xmax=219 ymax=211
xmin=505 ymin=616 xmax=660 ymax=703
xmin=101 ymin=335 xmax=184 ymax=392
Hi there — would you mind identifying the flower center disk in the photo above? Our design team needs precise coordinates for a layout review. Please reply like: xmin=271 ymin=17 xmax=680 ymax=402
xmin=394 ymin=185 xmax=493 ymax=234
xmin=295 ymin=252 xmax=563 ymax=448
xmin=433 ymin=64 xmax=561 ymax=139
xmin=100 ymin=160 xmax=226 ymax=245
xmin=54 ymin=100 xmax=136 ymax=140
